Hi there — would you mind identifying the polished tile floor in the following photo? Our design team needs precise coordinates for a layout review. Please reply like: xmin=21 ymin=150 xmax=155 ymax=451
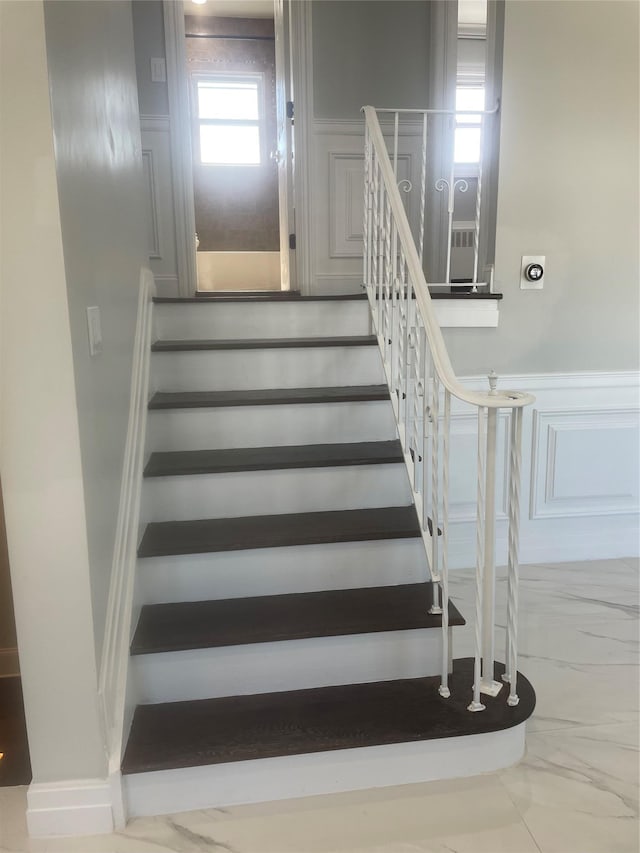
xmin=1 ymin=557 xmax=638 ymax=853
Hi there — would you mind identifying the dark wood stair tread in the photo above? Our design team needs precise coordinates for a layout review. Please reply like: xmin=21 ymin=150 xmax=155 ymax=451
xmin=148 ymin=385 xmax=389 ymax=410
xmin=121 ymin=658 xmax=535 ymax=775
xmin=138 ymin=505 xmax=420 ymax=558
xmin=151 ymin=335 xmax=377 ymax=352
xmin=144 ymin=440 xmax=403 ymax=478
xmin=130 ymin=582 xmax=464 ymax=655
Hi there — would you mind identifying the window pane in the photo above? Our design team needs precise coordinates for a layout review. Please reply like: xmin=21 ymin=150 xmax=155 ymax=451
xmin=454 ymin=127 xmax=481 ymax=163
xmin=456 ymin=86 xmax=484 ymax=124
xmin=200 ymin=125 xmax=261 ymax=165
xmin=197 ymin=81 xmax=259 ymax=120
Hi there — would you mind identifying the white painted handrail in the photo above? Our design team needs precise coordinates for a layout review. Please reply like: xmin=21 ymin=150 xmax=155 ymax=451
xmin=362 ymin=105 xmax=534 ymax=708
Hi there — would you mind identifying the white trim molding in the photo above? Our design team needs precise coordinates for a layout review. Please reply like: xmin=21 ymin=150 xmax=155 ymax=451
xmin=288 ymin=0 xmax=313 ymax=294
xmin=163 ymin=0 xmax=197 ymax=297
xmin=140 ymin=114 xmax=170 ymax=133
xmin=27 ymin=779 xmax=113 ymax=838
xmin=98 ymin=269 xmax=155 ymax=800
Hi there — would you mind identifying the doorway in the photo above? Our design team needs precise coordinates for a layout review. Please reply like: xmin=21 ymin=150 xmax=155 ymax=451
xmin=182 ymin=0 xmax=291 ymax=294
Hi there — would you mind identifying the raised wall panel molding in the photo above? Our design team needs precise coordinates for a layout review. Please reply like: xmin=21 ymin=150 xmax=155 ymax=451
xmin=139 ymin=124 xmax=179 ymax=292
xmin=452 ymin=370 xmax=640 ymax=394
xmin=140 ymin=114 xmax=170 ymax=132
xmin=442 ymin=371 xmax=640 ymax=567
xmin=141 ymin=149 xmax=161 ymax=259
xmin=530 ymin=407 xmax=640 ymax=519
xmin=329 ymin=153 xmax=364 ymax=258
xmin=329 ymin=152 xmax=413 ymax=259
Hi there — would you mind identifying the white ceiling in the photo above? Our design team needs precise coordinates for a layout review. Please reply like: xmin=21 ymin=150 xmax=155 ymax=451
xmin=185 ymin=0 xmax=274 ymax=19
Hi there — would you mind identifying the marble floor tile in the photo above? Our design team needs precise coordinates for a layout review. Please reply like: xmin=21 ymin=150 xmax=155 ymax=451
xmin=0 ymin=787 xmax=28 ymax=853
xmin=122 ymin=777 xmax=540 ymax=853
xmin=499 ymin=723 xmax=639 ymax=853
xmin=449 ymin=564 xmax=640 ymax=733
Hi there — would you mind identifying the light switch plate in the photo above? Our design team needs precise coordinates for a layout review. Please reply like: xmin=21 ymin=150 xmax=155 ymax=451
xmin=151 ymin=57 xmax=166 ymax=83
xmin=520 ymin=255 xmax=545 ymax=290
xmin=87 ymin=306 xmax=102 ymax=356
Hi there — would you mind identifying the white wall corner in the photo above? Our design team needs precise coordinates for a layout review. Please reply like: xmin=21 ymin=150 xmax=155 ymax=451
xmin=26 ymin=778 xmax=114 ymax=838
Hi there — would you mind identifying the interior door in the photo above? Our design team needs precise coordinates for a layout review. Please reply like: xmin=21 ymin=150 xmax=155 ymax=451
xmin=273 ymin=0 xmax=293 ymax=291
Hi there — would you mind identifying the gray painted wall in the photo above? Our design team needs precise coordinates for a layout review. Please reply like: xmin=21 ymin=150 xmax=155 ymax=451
xmin=312 ymin=1 xmax=431 ymax=119
xmin=132 ymin=0 xmax=169 ymax=116
xmin=1 ymin=0 xmax=107 ymax=785
xmin=444 ymin=0 xmax=639 ymax=374
xmin=43 ymin=0 xmax=148 ymax=660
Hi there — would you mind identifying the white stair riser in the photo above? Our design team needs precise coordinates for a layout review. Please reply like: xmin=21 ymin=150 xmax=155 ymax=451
xmin=146 ymin=401 xmax=398 ymax=451
xmin=141 ymin=464 xmax=411 ymax=523
xmin=123 ymin=726 xmax=526 ymax=818
xmin=154 ymin=301 xmax=370 ymax=340
xmin=151 ymin=347 xmax=384 ymax=392
xmin=135 ymin=539 xmax=428 ymax=605
xmin=132 ymin=628 xmax=450 ymax=704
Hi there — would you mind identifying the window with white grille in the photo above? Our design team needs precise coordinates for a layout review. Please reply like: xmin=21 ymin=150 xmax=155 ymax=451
xmin=193 ymin=74 xmax=264 ymax=166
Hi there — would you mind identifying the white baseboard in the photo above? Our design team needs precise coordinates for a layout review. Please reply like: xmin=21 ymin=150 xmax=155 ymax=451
xmin=124 ymin=723 xmax=525 ymax=818
xmin=26 ymin=779 xmax=113 ymax=837
xmin=0 ymin=647 xmax=19 ymax=677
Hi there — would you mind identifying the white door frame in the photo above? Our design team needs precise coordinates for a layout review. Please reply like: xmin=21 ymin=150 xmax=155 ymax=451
xmin=163 ymin=0 xmax=197 ymax=297
xmin=162 ymin=0 xmax=312 ymax=295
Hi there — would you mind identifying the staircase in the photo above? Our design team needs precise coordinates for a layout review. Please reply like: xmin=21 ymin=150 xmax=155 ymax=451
xmin=120 ymin=292 xmax=534 ymax=819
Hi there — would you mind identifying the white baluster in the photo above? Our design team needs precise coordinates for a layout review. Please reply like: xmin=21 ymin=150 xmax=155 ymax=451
xmin=429 ymin=371 xmax=443 ymax=607
xmin=504 ymin=405 xmax=523 ymax=706
xmin=419 ymin=113 xmax=428 ymax=266
xmin=439 ymin=389 xmax=452 ymax=698
xmin=468 ymin=406 xmax=486 ymax=712
xmin=363 ymin=127 xmax=372 ymax=299
xmin=393 ymin=111 xmax=399 ymax=182
xmin=480 ymin=371 xmax=502 ymax=697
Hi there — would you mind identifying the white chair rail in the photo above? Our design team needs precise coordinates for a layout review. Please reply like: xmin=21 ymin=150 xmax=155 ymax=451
xmin=362 ymin=105 xmax=534 ymax=710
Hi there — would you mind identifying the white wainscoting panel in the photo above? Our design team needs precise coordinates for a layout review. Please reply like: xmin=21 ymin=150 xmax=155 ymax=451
xmin=311 ymin=120 xmax=422 ymax=295
xmin=531 ymin=407 xmax=640 ymax=519
xmin=444 ymin=372 xmax=640 ymax=567
xmin=309 ymin=120 xmax=501 ymax=328
xmin=140 ymin=115 xmax=179 ymax=296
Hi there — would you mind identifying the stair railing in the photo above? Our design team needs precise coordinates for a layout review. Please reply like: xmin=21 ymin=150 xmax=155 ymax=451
xmin=362 ymin=105 xmax=534 ymax=710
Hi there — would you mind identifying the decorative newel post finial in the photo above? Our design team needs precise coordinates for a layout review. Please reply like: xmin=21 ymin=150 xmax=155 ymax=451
xmin=488 ymin=370 xmax=498 ymax=395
